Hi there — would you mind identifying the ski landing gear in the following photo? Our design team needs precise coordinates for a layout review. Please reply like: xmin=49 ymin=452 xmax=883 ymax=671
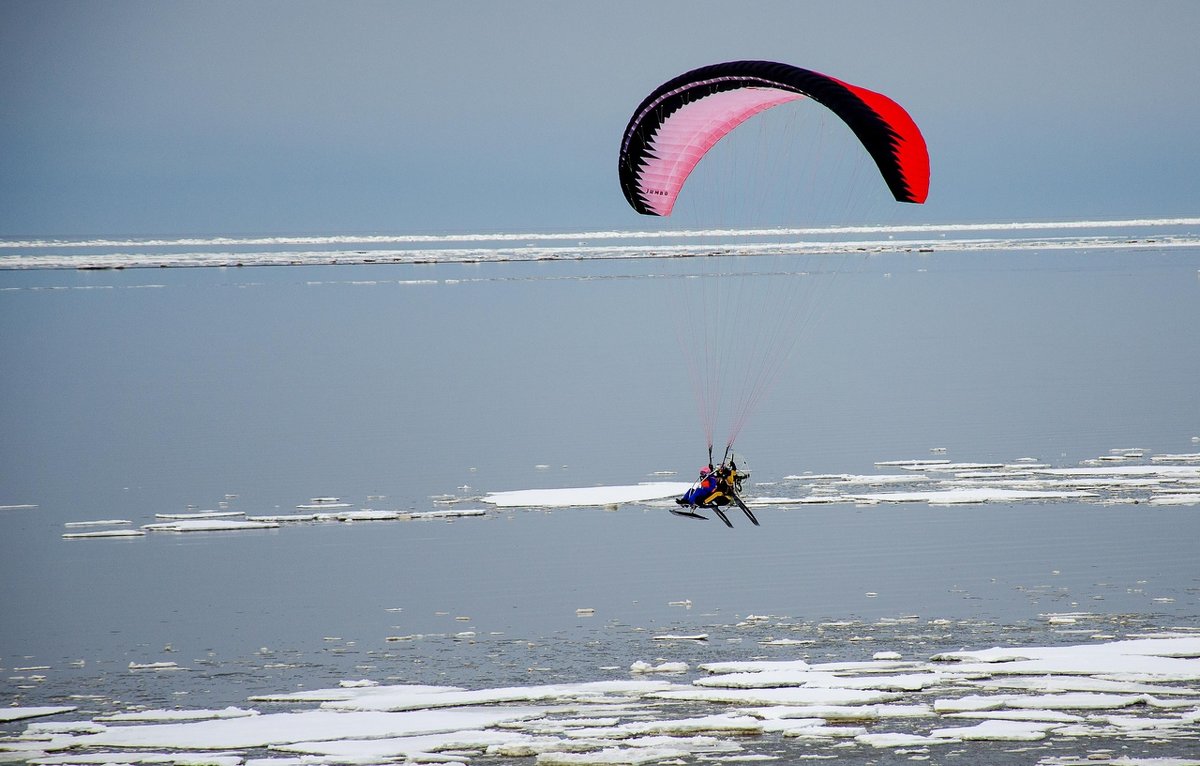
xmin=672 ymin=489 xmax=759 ymax=527
xmin=672 ymin=449 xmax=759 ymax=527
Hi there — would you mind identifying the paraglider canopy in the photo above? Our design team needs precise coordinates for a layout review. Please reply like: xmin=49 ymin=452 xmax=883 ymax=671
xmin=618 ymin=60 xmax=929 ymax=217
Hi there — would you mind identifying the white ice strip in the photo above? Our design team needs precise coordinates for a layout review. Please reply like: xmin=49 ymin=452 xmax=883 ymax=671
xmin=154 ymin=511 xmax=245 ymax=521
xmin=738 ymin=704 xmax=931 ymax=722
xmin=566 ymin=714 xmax=765 ymax=740
xmin=900 ymin=462 xmax=1007 ymax=472
xmin=295 ymin=502 xmax=351 ymax=510
xmin=935 ymin=692 xmax=1186 ymax=712
xmin=747 ymin=496 xmax=851 ymax=506
xmin=1004 ymin=693 xmax=1197 ymax=710
xmin=129 ymin=662 xmax=181 ymax=671
xmin=931 ymin=637 xmax=1200 ymax=680
xmin=934 ymin=636 xmax=1200 ymax=662
xmin=700 ymin=659 xmax=811 ymax=674
xmin=32 ymin=753 xmax=244 ymax=766
xmin=141 ymin=520 xmax=279 ymax=533
xmin=943 ymin=709 xmax=1084 ymax=723
xmin=245 ymin=514 xmax=319 ymax=523
xmin=249 ymin=683 xmax=464 ymax=704
xmin=63 ymin=520 xmax=132 ymax=528
xmin=1153 ymin=453 xmax=1200 ymax=463
xmin=322 ymin=681 xmax=679 ymax=713
xmin=791 ymin=473 xmax=938 ymax=486
xmin=851 ymin=488 xmax=1099 ymax=504
xmin=777 ymin=722 xmax=868 ymax=739
xmin=486 ymin=737 xmax=629 ymax=758
xmin=95 ymin=708 xmax=258 ymax=723
xmin=18 ymin=721 xmax=106 ymax=737
xmin=535 ymin=747 xmax=690 ymax=765
xmin=929 ymin=719 xmax=1059 ymax=741
xmin=874 ymin=460 xmax=951 ymax=468
xmin=855 ymin=732 xmax=954 ymax=748
xmin=0 ymin=707 xmax=75 ymax=723
xmin=630 ymin=662 xmax=688 ymax=674
xmin=482 ymin=483 xmax=692 ymax=509
xmin=514 ymin=717 xmax=622 ymax=735
xmin=652 ymin=634 xmax=708 ymax=642
xmin=63 ymin=530 xmax=147 ymax=539
xmin=1150 ymin=494 xmax=1200 ymax=505
xmin=1091 ymin=714 xmax=1195 ymax=732
xmin=966 ymin=675 xmax=1199 ymax=696
xmin=650 ymin=687 xmax=903 ymax=707
xmin=65 ymin=708 xmax=545 ymax=750
xmin=693 ymin=671 xmax=945 ymax=692
xmin=0 ymin=504 xmax=38 ymax=510
xmin=1036 ymin=466 xmax=1200 ymax=479
xmin=409 ymin=509 xmax=487 ymax=520
xmin=274 ymin=726 xmax=543 ymax=759
xmin=335 ymin=510 xmax=406 ymax=522
xmin=1005 ymin=477 xmax=1170 ymax=489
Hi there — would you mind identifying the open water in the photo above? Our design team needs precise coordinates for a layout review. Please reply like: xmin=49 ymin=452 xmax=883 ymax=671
xmin=2 ymin=221 xmax=1199 ymax=763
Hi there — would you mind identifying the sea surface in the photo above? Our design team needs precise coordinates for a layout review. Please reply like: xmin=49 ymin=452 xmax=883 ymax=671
xmin=2 ymin=220 xmax=1199 ymax=763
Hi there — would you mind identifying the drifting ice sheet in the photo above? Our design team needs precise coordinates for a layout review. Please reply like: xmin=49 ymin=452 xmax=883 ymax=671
xmin=63 ymin=529 xmax=146 ymax=539
xmin=142 ymin=520 xmax=280 ymax=533
xmin=482 ymin=483 xmax=692 ymax=508
xmin=0 ymin=706 xmax=76 ymax=722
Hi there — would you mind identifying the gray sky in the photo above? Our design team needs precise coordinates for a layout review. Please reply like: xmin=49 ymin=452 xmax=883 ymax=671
xmin=2 ymin=1 xmax=1198 ymax=236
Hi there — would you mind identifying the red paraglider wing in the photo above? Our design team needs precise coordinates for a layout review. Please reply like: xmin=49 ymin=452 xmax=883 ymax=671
xmin=618 ymin=60 xmax=929 ymax=216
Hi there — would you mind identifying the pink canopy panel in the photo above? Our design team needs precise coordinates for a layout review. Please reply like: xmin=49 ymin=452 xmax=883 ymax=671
xmin=632 ymin=85 xmax=803 ymax=216
xmin=619 ymin=61 xmax=929 ymax=217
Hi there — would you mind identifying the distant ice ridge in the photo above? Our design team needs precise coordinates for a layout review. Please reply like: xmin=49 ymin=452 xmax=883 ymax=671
xmin=5 ymin=217 xmax=1198 ymax=250
xmin=3 ymin=217 xmax=1198 ymax=270
xmin=10 ymin=634 xmax=1200 ymax=763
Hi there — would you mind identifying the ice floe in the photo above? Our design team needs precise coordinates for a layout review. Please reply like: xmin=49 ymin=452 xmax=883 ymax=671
xmin=142 ymin=520 xmax=280 ymax=533
xmin=629 ymin=661 xmax=688 ymax=675
xmin=482 ymin=483 xmax=692 ymax=508
xmin=771 ymin=449 xmax=1200 ymax=509
xmin=0 ymin=706 xmax=75 ymax=723
xmin=244 ymin=514 xmax=319 ymax=523
xmin=154 ymin=511 xmax=246 ymax=521
xmin=11 ymin=634 xmax=1200 ymax=764
xmin=334 ymin=510 xmax=406 ymax=522
xmin=95 ymin=708 xmax=259 ymax=723
xmin=63 ymin=529 xmax=147 ymax=539
xmin=410 ymin=508 xmax=488 ymax=520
